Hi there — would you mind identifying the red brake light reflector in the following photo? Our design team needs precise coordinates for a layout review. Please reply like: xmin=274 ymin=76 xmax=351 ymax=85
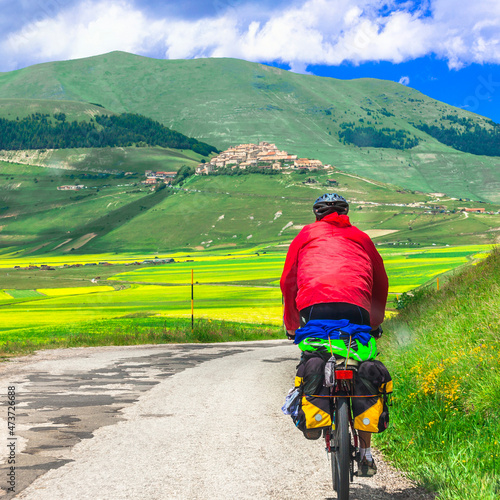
xmin=335 ymin=370 xmax=353 ymax=380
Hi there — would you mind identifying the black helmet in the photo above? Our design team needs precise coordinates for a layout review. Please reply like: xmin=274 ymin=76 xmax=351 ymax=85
xmin=313 ymin=193 xmax=349 ymax=219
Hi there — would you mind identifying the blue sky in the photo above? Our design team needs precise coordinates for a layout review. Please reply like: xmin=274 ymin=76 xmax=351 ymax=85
xmin=1 ymin=0 xmax=500 ymax=122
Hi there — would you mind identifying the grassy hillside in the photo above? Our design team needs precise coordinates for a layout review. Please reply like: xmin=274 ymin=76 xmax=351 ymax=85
xmin=378 ymin=248 xmax=500 ymax=499
xmin=0 ymin=98 xmax=114 ymax=121
xmin=88 ymin=172 xmax=500 ymax=253
xmin=0 ymin=145 xmax=201 ymax=173
xmin=0 ymin=52 xmax=499 ymax=202
xmin=0 ymin=146 xmax=206 ymax=253
xmin=1 ymin=150 xmax=498 ymax=255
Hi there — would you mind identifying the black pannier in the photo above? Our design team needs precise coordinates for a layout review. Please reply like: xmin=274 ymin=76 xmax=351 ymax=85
xmin=287 ymin=353 xmax=393 ymax=435
xmin=351 ymin=359 xmax=393 ymax=433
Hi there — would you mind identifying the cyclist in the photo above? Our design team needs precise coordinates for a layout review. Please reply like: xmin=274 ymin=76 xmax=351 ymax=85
xmin=280 ymin=193 xmax=388 ymax=477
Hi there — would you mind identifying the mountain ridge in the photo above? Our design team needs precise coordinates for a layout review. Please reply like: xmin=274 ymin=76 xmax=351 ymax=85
xmin=0 ymin=51 xmax=499 ymax=205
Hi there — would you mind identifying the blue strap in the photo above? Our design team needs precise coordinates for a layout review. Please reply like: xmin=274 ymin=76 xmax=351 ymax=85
xmin=293 ymin=319 xmax=372 ymax=346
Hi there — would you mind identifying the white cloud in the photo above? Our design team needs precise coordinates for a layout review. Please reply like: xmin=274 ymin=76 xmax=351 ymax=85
xmin=399 ymin=76 xmax=410 ymax=86
xmin=2 ymin=1 xmax=168 ymax=69
xmin=2 ymin=0 xmax=500 ymax=71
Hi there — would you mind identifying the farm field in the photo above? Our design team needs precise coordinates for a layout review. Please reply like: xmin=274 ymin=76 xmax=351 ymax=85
xmin=112 ymin=244 xmax=491 ymax=293
xmin=1 ymin=152 xmax=499 ymax=256
xmin=0 ymin=284 xmax=282 ymax=331
xmin=0 ymin=244 xmax=493 ymax=350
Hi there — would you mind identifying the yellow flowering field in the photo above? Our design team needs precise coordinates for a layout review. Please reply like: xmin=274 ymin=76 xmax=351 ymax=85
xmin=37 ymin=286 xmax=115 ymax=297
xmin=0 ymin=284 xmax=284 ymax=334
xmin=0 ymin=244 xmax=493 ymax=338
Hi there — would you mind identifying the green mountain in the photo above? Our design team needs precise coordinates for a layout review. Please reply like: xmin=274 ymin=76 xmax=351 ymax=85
xmin=0 ymin=52 xmax=499 ymax=255
xmin=1 ymin=151 xmax=498 ymax=255
xmin=0 ymin=51 xmax=499 ymax=203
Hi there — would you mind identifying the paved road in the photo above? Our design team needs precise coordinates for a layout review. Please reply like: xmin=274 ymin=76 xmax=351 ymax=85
xmin=0 ymin=341 xmax=433 ymax=499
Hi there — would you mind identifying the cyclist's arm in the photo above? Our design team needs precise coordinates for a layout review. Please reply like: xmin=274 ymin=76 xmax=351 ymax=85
xmin=280 ymin=232 xmax=305 ymax=331
xmin=364 ymin=237 xmax=389 ymax=328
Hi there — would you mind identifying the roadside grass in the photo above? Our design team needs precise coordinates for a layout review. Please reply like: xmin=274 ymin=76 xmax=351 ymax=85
xmin=376 ymin=247 xmax=500 ymax=499
xmin=0 ymin=317 xmax=283 ymax=359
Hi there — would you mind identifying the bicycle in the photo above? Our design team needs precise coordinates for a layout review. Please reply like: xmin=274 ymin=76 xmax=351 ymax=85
xmin=286 ymin=328 xmax=386 ymax=498
xmin=324 ymin=356 xmax=359 ymax=500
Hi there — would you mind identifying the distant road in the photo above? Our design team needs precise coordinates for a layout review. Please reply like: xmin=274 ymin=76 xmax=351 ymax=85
xmin=0 ymin=342 xmax=432 ymax=499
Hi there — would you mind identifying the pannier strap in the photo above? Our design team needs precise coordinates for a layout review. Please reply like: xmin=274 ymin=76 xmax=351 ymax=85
xmin=304 ymin=393 xmax=380 ymax=398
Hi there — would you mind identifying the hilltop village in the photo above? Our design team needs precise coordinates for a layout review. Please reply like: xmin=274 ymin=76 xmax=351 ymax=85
xmin=195 ymin=141 xmax=331 ymax=174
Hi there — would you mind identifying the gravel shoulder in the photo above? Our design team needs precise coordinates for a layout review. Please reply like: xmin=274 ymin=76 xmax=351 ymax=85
xmin=0 ymin=342 xmax=434 ymax=499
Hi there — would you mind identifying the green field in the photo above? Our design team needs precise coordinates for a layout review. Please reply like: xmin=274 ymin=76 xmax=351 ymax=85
xmin=0 ymin=147 xmax=203 ymax=252
xmin=0 ymin=245 xmax=493 ymax=352
xmin=4 ymin=289 xmax=45 ymax=299
xmin=3 ymin=160 xmax=495 ymax=255
xmin=89 ymin=175 xmax=500 ymax=251
xmin=0 ymin=137 xmax=498 ymax=255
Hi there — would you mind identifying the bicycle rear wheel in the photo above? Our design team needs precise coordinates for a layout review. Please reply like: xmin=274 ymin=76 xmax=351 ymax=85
xmin=331 ymin=438 xmax=338 ymax=491
xmin=331 ymin=397 xmax=350 ymax=500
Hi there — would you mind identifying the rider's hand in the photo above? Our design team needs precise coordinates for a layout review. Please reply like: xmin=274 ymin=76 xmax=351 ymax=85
xmin=371 ymin=326 xmax=383 ymax=339
xmin=286 ymin=329 xmax=296 ymax=340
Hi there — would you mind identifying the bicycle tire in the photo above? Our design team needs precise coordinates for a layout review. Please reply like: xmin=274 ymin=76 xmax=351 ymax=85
xmin=332 ymin=397 xmax=350 ymax=500
xmin=331 ymin=439 xmax=338 ymax=491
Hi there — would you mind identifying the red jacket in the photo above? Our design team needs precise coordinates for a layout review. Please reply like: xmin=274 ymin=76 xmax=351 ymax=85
xmin=280 ymin=212 xmax=388 ymax=330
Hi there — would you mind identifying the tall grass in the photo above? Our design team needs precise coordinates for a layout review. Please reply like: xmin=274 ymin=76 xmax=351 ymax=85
xmin=0 ymin=317 xmax=283 ymax=358
xmin=377 ymin=247 xmax=500 ymax=499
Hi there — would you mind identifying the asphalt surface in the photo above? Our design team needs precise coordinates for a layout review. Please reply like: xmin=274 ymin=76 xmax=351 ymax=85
xmin=0 ymin=341 xmax=434 ymax=499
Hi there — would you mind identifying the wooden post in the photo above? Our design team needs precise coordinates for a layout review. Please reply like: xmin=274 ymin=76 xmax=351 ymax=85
xmin=191 ymin=269 xmax=194 ymax=332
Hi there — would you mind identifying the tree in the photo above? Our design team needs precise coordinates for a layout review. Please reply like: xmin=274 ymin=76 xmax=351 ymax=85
xmin=172 ymin=165 xmax=195 ymax=185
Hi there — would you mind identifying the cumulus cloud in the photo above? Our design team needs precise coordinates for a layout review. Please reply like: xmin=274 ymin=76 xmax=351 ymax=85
xmin=1 ymin=0 xmax=500 ymax=71
xmin=2 ymin=1 xmax=168 ymax=70
xmin=399 ymin=76 xmax=410 ymax=85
